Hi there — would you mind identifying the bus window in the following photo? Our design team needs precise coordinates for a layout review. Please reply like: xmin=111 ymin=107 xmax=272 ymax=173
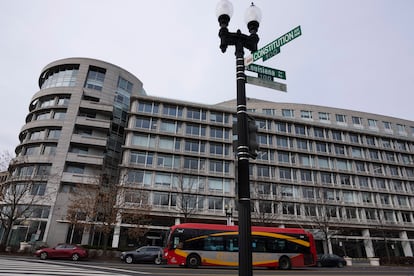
xmin=204 ymin=236 xmax=224 ymax=251
xmin=225 ymin=236 xmax=238 ymax=252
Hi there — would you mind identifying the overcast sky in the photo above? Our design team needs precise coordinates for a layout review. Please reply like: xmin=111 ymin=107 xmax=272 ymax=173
xmin=1 ymin=0 xmax=414 ymax=155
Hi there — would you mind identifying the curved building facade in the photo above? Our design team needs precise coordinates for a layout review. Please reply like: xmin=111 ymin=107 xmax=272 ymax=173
xmin=4 ymin=58 xmax=144 ymax=246
xmin=2 ymin=57 xmax=413 ymax=259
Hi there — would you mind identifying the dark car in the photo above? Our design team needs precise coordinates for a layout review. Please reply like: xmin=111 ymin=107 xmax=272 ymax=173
xmin=316 ymin=254 xmax=347 ymax=268
xmin=34 ymin=244 xmax=88 ymax=261
xmin=120 ymin=246 xmax=163 ymax=264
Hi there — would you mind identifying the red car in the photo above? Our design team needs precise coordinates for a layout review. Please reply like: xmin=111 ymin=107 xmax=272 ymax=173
xmin=35 ymin=244 xmax=88 ymax=261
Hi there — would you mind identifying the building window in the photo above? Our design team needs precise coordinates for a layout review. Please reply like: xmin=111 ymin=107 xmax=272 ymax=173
xmin=383 ymin=121 xmax=392 ymax=131
xmin=183 ymin=157 xmax=205 ymax=171
xmin=301 ymin=170 xmax=313 ymax=182
xmin=296 ymin=139 xmax=308 ymax=150
xmin=153 ymin=192 xmax=170 ymax=207
xmin=335 ymin=114 xmax=346 ymax=123
xmin=331 ymin=130 xmax=342 ymax=141
xmin=126 ymin=170 xmax=152 ymax=186
xmin=256 ymin=119 xmax=271 ymax=130
xmin=318 ymin=157 xmax=330 ymax=169
xmin=158 ymin=137 xmax=180 ymax=151
xmin=137 ymin=101 xmax=159 ymax=114
xmin=208 ymin=197 xmax=223 ymax=211
xmin=257 ymin=165 xmax=271 ymax=178
xmin=163 ymin=104 xmax=183 ymax=118
xmin=47 ymin=129 xmax=61 ymax=139
xmin=279 ymin=168 xmax=292 ymax=180
xmin=210 ymin=127 xmax=229 ymax=140
xmin=313 ymin=127 xmax=324 ymax=138
xmin=262 ymin=109 xmax=276 ymax=116
xmin=300 ymin=110 xmax=312 ymax=119
xmin=31 ymin=183 xmax=46 ymax=196
xmin=160 ymin=120 xmax=181 ymax=134
xmin=295 ymin=125 xmax=306 ymax=136
xmin=368 ymin=119 xmax=378 ymax=129
xmin=321 ymin=172 xmax=333 ymax=184
xmin=351 ymin=147 xmax=363 ymax=158
xmin=349 ymin=133 xmax=360 ymax=143
xmin=130 ymin=151 xmax=153 ymax=166
xmin=209 ymin=142 xmax=229 ymax=156
xmin=334 ymin=144 xmax=345 ymax=156
xmin=355 ymin=162 xmax=366 ymax=172
xmin=316 ymin=142 xmax=327 ymax=153
xmin=84 ymin=66 xmax=105 ymax=91
xmin=397 ymin=124 xmax=406 ymax=135
xmin=186 ymin=124 xmax=206 ymax=137
xmin=278 ymin=151 xmax=290 ymax=163
xmin=352 ymin=116 xmax=362 ymax=126
xmin=318 ymin=112 xmax=330 ymax=121
xmin=40 ymin=64 xmax=79 ymax=89
xmin=65 ymin=164 xmax=84 ymax=174
xmin=157 ymin=154 xmax=180 ymax=169
xmin=209 ymin=160 xmax=230 ymax=174
xmin=282 ymin=109 xmax=294 ymax=118
xmin=187 ymin=108 xmax=206 ymax=121
xmin=366 ymin=136 xmax=376 ymax=146
xmin=277 ymin=136 xmax=289 ymax=148
xmin=185 ymin=140 xmax=205 ymax=153
xmin=135 ymin=117 xmax=156 ymax=130
xmin=210 ymin=112 xmax=229 ymax=124
xmin=131 ymin=134 xmax=156 ymax=148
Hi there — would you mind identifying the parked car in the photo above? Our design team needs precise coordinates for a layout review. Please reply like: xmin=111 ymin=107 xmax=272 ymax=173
xmin=34 ymin=244 xmax=88 ymax=261
xmin=120 ymin=246 xmax=163 ymax=264
xmin=316 ymin=254 xmax=347 ymax=268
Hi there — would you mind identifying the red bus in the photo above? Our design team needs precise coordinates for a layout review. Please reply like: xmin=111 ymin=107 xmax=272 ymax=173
xmin=163 ymin=223 xmax=317 ymax=269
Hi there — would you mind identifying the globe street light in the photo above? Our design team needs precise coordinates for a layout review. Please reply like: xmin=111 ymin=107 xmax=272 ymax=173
xmin=216 ymin=2 xmax=261 ymax=276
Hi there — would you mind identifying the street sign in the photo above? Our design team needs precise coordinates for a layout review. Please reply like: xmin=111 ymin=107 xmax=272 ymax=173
xmin=246 ymin=63 xmax=286 ymax=80
xmin=262 ymin=47 xmax=280 ymax=62
xmin=246 ymin=76 xmax=287 ymax=92
xmin=245 ymin=25 xmax=302 ymax=65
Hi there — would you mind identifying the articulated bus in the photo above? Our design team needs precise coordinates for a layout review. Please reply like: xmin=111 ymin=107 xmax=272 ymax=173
xmin=163 ymin=223 xmax=317 ymax=269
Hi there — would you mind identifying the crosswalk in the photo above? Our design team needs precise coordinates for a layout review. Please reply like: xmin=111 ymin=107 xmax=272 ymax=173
xmin=0 ymin=258 xmax=149 ymax=276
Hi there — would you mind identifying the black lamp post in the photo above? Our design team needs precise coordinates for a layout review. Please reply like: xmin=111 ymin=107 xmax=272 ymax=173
xmin=216 ymin=1 xmax=261 ymax=276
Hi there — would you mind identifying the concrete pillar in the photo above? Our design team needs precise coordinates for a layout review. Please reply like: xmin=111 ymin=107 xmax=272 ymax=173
xmin=111 ymin=225 xmax=121 ymax=248
xmin=175 ymin=218 xmax=181 ymax=225
xmin=81 ymin=227 xmax=90 ymax=245
xmin=362 ymin=229 xmax=375 ymax=258
xmin=400 ymin=231 xmax=413 ymax=257
xmin=111 ymin=212 xmax=122 ymax=248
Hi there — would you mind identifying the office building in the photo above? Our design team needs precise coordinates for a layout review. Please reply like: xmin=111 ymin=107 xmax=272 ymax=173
xmin=1 ymin=58 xmax=413 ymax=258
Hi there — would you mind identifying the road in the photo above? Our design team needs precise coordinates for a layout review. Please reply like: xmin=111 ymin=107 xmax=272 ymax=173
xmin=0 ymin=256 xmax=413 ymax=276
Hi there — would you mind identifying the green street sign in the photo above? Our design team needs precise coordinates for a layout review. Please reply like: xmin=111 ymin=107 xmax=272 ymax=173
xmin=262 ymin=47 xmax=280 ymax=62
xmin=245 ymin=25 xmax=302 ymax=65
xmin=246 ymin=63 xmax=286 ymax=80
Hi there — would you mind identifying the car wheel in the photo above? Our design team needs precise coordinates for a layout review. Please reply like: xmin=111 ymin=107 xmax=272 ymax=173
xmin=72 ymin=253 xmax=80 ymax=261
xmin=317 ymin=261 xmax=322 ymax=267
xmin=278 ymin=256 xmax=291 ymax=270
xmin=125 ymin=255 xmax=134 ymax=264
xmin=154 ymin=256 xmax=162 ymax=265
xmin=39 ymin=252 xmax=48 ymax=260
xmin=186 ymin=254 xmax=201 ymax=268
xmin=337 ymin=262 xmax=344 ymax=268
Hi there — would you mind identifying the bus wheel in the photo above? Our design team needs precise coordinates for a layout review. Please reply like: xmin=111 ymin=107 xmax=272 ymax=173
xmin=278 ymin=256 xmax=291 ymax=270
xmin=186 ymin=254 xmax=201 ymax=268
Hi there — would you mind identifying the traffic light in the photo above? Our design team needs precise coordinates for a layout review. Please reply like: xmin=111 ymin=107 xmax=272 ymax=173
xmin=232 ymin=118 xmax=259 ymax=159
xmin=247 ymin=119 xmax=259 ymax=159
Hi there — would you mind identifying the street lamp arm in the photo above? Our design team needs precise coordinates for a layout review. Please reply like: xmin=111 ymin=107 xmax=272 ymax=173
xmin=218 ymin=28 xmax=259 ymax=54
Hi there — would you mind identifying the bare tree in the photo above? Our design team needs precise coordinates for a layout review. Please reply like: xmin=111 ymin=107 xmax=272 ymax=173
xmin=0 ymin=160 xmax=55 ymax=249
xmin=173 ymin=173 xmax=202 ymax=223
xmin=0 ymin=150 xmax=13 ymax=171
xmin=304 ymin=188 xmax=341 ymax=254
xmin=251 ymin=183 xmax=280 ymax=226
